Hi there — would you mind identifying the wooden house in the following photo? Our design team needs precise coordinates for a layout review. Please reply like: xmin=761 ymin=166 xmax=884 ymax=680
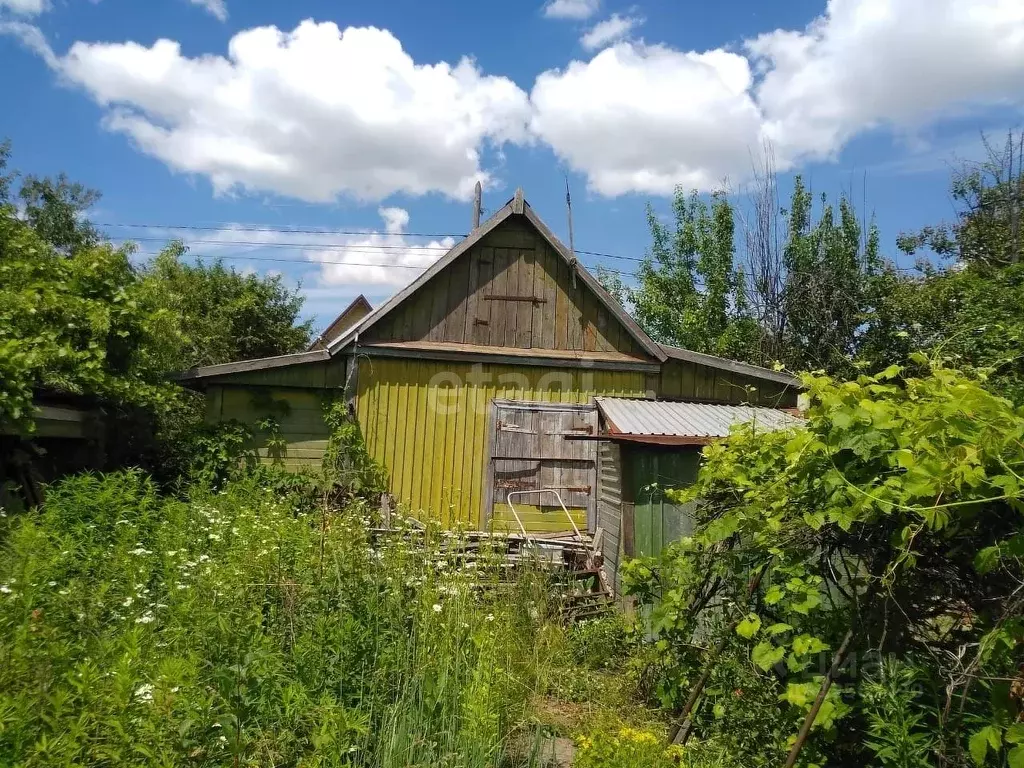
xmin=179 ymin=189 xmax=800 ymax=540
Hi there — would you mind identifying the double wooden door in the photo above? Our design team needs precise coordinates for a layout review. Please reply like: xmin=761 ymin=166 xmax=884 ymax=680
xmin=485 ymin=400 xmax=598 ymax=533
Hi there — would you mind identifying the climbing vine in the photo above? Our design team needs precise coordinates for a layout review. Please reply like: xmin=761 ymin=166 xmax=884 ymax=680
xmin=624 ymin=358 xmax=1024 ymax=766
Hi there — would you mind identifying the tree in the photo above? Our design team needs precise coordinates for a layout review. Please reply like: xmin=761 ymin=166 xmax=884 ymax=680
xmin=862 ymin=131 xmax=1024 ymax=402
xmin=601 ymin=187 xmax=759 ymax=361
xmin=19 ymin=173 xmax=102 ymax=255
xmin=898 ymin=131 xmax=1024 ymax=267
xmin=781 ymin=177 xmax=882 ymax=374
xmin=624 ymin=360 xmax=1024 ymax=766
xmin=143 ymin=244 xmax=313 ymax=369
xmin=0 ymin=140 xmax=314 ymax=483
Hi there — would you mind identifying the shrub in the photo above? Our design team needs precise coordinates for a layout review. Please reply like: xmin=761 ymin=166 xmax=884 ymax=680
xmin=0 ymin=471 xmax=550 ymax=767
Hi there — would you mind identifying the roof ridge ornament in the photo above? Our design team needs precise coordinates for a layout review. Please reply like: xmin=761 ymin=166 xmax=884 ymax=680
xmin=512 ymin=187 xmax=525 ymax=214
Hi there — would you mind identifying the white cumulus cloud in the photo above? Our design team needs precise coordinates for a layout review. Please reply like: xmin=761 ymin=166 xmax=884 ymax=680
xmin=748 ymin=0 xmax=1024 ymax=167
xmin=307 ymin=207 xmax=456 ymax=287
xmin=543 ymin=0 xmax=600 ymax=20
xmin=531 ymin=43 xmax=764 ymax=195
xmin=188 ymin=0 xmax=227 ymax=22
xmin=7 ymin=0 xmax=1024 ymax=200
xmin=0 ymin=0 xmax=47 ymax=16
xmin=531 ymin=0 xmax=1024 ymax=195
xmin=16 ymin=21 xmax=530 ymax=203
xmin=580 ymin=13 xmax=642 ymax=50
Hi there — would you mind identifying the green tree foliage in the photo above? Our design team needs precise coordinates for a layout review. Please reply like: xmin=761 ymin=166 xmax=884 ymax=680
xmin=0 ymin=191 xmax=180 ymax=432
xmin=144 ymin=245 xmax=312 ymax=369
xmin=782 ymin=177 xmax=882 ymax=374
xmin=624 ymin=360 xmax=1024 ymax=765
xmin=862 ymin=132 xmax=1024 ymax=402
xmin=607 ymin=178 xmax=881 ymax=374
xmin=0 ymin=142 xmax=312 ymax=482
xmin=898 ymin=132 xmax=1024 ymax=268
xmin=601 ymin=190 xmax=758 ymax=361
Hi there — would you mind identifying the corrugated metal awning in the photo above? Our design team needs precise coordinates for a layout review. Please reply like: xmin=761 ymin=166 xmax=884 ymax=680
xmin=594 ymin=398 xmax=803 ymax=445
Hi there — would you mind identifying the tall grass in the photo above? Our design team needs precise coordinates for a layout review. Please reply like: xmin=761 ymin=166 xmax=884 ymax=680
xmin=0 ymin=471 xmax=555 ymax=767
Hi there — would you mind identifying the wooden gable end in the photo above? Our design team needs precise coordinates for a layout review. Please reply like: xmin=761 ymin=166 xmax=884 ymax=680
xmin=362 ymin=217 xmax=650 ymax=359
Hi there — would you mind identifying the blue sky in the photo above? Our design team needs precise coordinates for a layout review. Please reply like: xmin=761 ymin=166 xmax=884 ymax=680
xmin=2 ymin=0 xmax=1022 ymax=332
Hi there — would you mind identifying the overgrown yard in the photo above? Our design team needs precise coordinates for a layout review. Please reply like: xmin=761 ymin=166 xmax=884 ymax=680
xmin=0 ymin=470 xmax=689 ymax=767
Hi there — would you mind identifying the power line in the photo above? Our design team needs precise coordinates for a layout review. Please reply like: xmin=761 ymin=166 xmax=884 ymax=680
xmin=99 ymin=222 xmax=649 ymax=263
xmin=114 ymin=222 xmax=927 ymax=280
xmin=120 ymin=235 xmax=453 ymax=252
xmin=130 ymin=248 xmax=638 ymax=277
xmin=99 ymin=221 xmax=460 ymax=240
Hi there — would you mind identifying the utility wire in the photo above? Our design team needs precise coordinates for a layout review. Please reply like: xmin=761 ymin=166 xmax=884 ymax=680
xmin=99 ymin=222 xmax=649 ymax=263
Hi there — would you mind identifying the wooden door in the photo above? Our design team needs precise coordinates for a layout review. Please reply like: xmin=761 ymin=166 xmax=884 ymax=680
xmin=485 ymin=400 xmax=598 ymax=533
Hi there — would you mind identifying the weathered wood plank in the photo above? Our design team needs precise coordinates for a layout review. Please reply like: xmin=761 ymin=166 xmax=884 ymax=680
xmin=489 ymin=247 xmax=509 ymax=346
xmin=464 ymin=247 xmax=481 ymax=344
xmin=532 ymin=245 xmax=547 ymax=349
xmin=541 ymin=245 xmax=558 ymax=349
xmin=502 ymin=248 xmax=521 ymax=347
xmin=553 ymin=254 xmax=569 ymax=350
xmin=515 ymin=249 xmax=535 ymax=348
xmin=426 ymin=267 xmax=451 ymax=342
xmin=445 ymin=252 xmax=471 ymax=344
xmin=469 ymin=246 xmax=494 ymax=345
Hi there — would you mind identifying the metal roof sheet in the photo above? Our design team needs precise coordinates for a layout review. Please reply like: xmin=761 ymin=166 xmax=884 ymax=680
xmin=594 ymin=398 xmax=804 ymax=439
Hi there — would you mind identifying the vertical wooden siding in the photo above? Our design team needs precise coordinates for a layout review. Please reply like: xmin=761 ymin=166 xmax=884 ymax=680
xmin=597 ymin=440 xmax=624 ymax=594
xmin=657 ymin=358 xmax=798 ymax=407
xmin=355 ymin=356 xmax=647 ymax=527
xmin=627 ymin=447 xmax=701 ymax=558
xmin=364 ymin=219 xmax=648 ymax=359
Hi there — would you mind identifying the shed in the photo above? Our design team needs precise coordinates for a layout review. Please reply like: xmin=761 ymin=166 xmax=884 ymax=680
xmin=593 ymin=398 xmax=804 ymax=590
xmin=178 ymin=188 xmax=801 ymax=534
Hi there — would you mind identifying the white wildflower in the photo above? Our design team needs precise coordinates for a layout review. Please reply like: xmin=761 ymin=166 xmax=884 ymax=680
xmin=432 ymin=604 xmax=442 ymax=613
xmin=129 ymin=547 xmax=151 ymax=556
xmin=134 ymin=684 xmax=154 ymax=702
xmin=122 ymin=597 xmax=134 ymax=607
xmin=486 ymin=614 xmax=495 ymax=622
xmin=208 ymin=533 xmax=221 ymax=542
xmin=0 ymin=585 xmax=11 ymax=594
xmin=135 ymin=612 xmax=155 ymax=624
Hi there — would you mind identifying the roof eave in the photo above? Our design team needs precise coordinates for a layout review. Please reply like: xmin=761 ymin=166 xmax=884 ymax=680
xmin=175 ymin=349 xmax=330 ymax=386
xmin=326 ymin=202 xmax=516 ymax=354
xmin=658 ymin=344 xmax=802 ymax=387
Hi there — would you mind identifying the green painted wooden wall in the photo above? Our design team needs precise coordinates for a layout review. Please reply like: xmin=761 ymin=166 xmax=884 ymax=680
xmin=626 ymin=446 xmax=702 ymax=558
xmin=198 ymin=348 xmax=796 ymax=534
xmin=355 ymin=356 xmax=648 ymax=528
xmin=658 ymin=358 xmax=797 ymax=407
xmin=205 ymin=384 xmax=336 ymax=471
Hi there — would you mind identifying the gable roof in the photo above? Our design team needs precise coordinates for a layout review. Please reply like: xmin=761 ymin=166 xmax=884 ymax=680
xmin=328 ymin=188 xmax=668 ymax=362
xmin=309 ymin=294 xmax=372 ymax=350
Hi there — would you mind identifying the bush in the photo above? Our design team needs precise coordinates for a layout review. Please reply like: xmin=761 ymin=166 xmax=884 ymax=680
xmin=0 ymin=471 xmax=552 ymax=767
xmin=566 ymin=613 xmax=636 ymax=671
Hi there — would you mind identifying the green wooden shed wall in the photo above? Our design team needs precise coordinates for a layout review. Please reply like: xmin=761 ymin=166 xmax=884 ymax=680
xmin=625 ymin=446 xmax=701 ymax=559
